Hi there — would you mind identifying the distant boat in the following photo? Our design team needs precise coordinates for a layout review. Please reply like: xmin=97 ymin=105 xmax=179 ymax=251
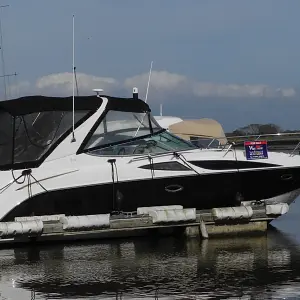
xmin=154 ymin=116 xmax=227 ymax=148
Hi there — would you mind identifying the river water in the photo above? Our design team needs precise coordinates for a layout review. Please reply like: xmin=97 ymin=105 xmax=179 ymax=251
xmin=0 ymin=202 xmax=300 ymax=300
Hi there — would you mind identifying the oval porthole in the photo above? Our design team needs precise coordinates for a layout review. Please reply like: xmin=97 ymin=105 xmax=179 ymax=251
xmin=165 ymin=184 xmax=184 ymax=193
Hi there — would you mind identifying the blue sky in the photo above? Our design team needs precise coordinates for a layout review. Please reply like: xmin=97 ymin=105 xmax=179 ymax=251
xmin=2 ymin=0 xmax=300 ymax=130
xmin=3 ymin=0 xmax=300 ymax=84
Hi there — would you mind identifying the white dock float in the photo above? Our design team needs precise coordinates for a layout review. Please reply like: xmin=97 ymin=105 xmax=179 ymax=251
xmin=61 ymin=214 xmax=110 ymax=231
xmin=265 ymin=203 xmax=289 ymax=216
xmin=144 ymin=207 xmax=196 ymax=224
xmin=0 ymin=203 xmax=289 ymax=248
xmin=211 ymin=206 xmax=253 ymax=222
xmin=137 ymin=205 xmax=183 ymax=215
xmin=0 ymin=220 xmax=43 ymax=238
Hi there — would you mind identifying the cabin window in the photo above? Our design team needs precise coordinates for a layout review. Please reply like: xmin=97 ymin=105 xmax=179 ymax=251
xmin=139 ymin=161 xmax=190 ymax=171
xmin=84 ymin=110 xmax=161 ymax=150
xmin=0 ymin=110 xmax=90 ymax=169
xmin=14 ymin=111 xmax=88 ymax=164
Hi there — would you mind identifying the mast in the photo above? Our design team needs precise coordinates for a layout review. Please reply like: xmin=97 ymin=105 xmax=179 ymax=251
xmin=0 ymin=5 xmax=9 ymax=100
xmin=71 ymin=14 xmax=76 ymax=142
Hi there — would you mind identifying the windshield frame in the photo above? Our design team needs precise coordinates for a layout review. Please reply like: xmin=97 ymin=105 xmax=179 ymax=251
xmin=77 ymin=109 xmax=162 ymax=154
xmin=84 ymin=129 xmax=198 ymax=157
xmin=77 ymin=108 xmax=197 ymax=156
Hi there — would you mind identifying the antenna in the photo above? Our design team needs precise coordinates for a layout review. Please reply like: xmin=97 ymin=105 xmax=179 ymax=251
xmin=144 ymin=61 xmax=153 ymax=103
xmin=0 ymin=5 xmax=9 ymax=100
xmin=133 ymin=61 xmax=153 ymax=138
xmin=74 ymin=66 xmax=79 ymax=96
xmin=71 ymin=14 xmax=76 ymax=143
xmin=160 ymin=103 xmax=163 ymax=116
xmin=0 ymin=72 xmax=17 ymax=98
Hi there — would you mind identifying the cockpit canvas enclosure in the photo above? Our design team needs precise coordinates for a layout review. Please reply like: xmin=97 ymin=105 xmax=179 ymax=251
xmin=0 ymin=95 xmax=151 ymax=170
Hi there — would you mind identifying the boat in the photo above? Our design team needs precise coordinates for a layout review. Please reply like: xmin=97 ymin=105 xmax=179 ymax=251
xmin=0 ymin=88 xmax=299 ymax=221
xmin=154 ymin=116 xmax=227 ymax=148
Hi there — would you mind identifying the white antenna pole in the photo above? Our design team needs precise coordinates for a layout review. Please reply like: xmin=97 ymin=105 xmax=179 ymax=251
xmin=144 ymin=61 xmax=153 ymax=103
xmin=133 ymin=61 xmax=153 ymax=138
xmin=0 ymin=5 xmax=9 ymax=100
xmin=160 ymin=103 xmax=163 ymax=116
xmin=71 ymin=14 xmax=76 ymax=142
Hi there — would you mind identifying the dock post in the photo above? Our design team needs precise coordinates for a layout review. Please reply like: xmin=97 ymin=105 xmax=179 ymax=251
xmin=199 ymin=215 xmax=208 ymax=239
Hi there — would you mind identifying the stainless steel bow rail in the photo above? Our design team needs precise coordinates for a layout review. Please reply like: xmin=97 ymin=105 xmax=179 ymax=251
xmin=185 ymin=131 xmax=300 ymax=156
xmin=0 ymin=202 xmax=289 ymax=248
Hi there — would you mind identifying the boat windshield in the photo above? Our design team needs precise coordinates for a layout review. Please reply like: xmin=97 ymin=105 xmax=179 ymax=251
xmin=0 ymin=109 xmax=90 ymax=170
xmin=83 ymin=110 xmax=197 ymax=156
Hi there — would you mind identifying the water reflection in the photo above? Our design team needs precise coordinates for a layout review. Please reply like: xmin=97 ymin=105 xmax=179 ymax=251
xmin=0 ymin=227 xmax=300 ymax=299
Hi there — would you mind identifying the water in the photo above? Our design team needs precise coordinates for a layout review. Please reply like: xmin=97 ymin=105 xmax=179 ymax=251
xmin=0 ymin=203 xmax=300 ymax=300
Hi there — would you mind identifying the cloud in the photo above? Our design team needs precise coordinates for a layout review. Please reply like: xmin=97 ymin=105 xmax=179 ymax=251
xmin=3 ymin=70 xmax=300 ymax=131
xmin=124 ymin=70 xmax=297 ymax=99
xmin=36 ymin=72 xmax=119 ymax=96
xmin=4 ymin=73 xmax=119 ymax=99
xmin=192 ymin=83 xmax=297 ymax=98
xmin=124 ymin=71 xmax=188 ymax=91
xmin=4 ymin=70 xmax=297 ymax=101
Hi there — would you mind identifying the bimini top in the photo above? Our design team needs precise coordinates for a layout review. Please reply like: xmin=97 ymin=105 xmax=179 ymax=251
xmin=0 ymin=95 xmax=151 ymax=116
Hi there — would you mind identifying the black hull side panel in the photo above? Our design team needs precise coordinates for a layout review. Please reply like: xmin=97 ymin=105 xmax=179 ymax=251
xmin=3 ymin=167 xmax=300 ymax=221
xmin=239 ymin=167 xmax=300 ymax=200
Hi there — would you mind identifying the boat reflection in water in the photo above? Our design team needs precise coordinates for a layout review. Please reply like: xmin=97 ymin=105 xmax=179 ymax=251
xmin=1 ymin=227 xmax=300 ymax=299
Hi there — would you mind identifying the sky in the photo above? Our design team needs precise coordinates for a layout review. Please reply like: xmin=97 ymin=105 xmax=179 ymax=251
xmin=1 ymin=0 xmax=300 ymax=131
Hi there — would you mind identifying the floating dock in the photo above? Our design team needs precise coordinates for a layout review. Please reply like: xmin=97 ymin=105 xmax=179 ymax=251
xmin=0 ymin=203 xmax=289 ymax=248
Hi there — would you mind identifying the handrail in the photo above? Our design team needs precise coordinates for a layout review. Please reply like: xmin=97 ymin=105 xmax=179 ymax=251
xmin=183 ymin=131 xmax=300 ymax=156
xmin=223 ymin=143 xmax=233 ymax=158
xmin=290 ymin=141 xmax=300 ymax=157
xmin=226 ymin=131 xmax=300 ymax=140
xmin=170 ymin=131 xmax=300 ymax=140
